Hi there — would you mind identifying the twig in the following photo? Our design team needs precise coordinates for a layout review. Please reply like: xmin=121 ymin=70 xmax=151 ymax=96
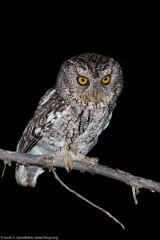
xmin=132 ymin=187 xmax=139 ymax=205
xmin=1 ymin=162 xmax=7 ymax=178
xmin=52 ymin=168 xmax=125 ymax=230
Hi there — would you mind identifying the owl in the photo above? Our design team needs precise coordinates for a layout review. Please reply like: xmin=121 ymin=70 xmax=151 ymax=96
xmin=15 ymin=53 xmax=123 ymax=187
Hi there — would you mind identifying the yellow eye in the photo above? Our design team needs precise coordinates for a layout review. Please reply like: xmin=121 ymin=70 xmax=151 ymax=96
xmin=101 ymin=75 xmax=111 ymax=85
xmin=77 ymin=76 xmax=88 ymax=85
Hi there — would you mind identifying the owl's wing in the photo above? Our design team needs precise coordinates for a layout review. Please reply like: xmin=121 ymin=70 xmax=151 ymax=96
xmin=17 ymin=88 xmax=66 ymax=153
xmin=36 ymin=88 xmax=56 ymax=111
xmin=16 ymin=121 xmax=43 ymax=153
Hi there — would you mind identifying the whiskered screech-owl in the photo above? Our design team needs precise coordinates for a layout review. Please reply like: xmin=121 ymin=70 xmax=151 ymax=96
xmin=15 ymin=53 xmax=123 ymax=187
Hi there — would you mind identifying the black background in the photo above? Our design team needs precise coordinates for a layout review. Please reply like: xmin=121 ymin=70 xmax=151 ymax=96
xmin=0 ymin=3 xmax=160 ymax=240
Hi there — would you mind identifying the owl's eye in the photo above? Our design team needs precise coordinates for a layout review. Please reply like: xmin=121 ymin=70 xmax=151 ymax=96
xmin=77 ymin=76 xmax=88 ymax=85
xmin=101 ymin=75 xmax=111 ymax=85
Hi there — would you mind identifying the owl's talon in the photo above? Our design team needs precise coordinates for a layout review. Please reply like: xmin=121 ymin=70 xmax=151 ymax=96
xmin=52 ymin=156 xmax=58 ymax=166
xmin=70 ymin=149 xmax=99 ymax=165
xmin=52 ymin=152 xmax=73 ymax=172
xmin=83 ymin=156 xmax=99 ymax=165
xmin=64 ymin=158 xmax=74 ymax=172
xmin=61 ymin=152 xmax=74 ymax=172
xmin=87 ymin=157 xmax=99 ymax=165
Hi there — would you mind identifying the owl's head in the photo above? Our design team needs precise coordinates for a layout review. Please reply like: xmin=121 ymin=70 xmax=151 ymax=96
xmin=56 ymin=53 xmax=123 ymax=108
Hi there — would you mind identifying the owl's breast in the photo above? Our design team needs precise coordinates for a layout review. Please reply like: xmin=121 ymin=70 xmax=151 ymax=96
xmin=29 ymin=105 xmax=111 ymax=156
xmin=63 ymin=105 xmax=112 ymax=155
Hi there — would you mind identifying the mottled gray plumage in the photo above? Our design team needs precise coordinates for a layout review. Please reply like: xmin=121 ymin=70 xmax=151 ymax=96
xmin=15 ymin=53 xmax=123 ymax=187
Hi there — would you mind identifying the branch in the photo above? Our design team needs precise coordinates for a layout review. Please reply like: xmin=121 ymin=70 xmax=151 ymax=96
xmin=0 ymin=148 xmax=159 ymax=194
xmin=0 ymin=148 xmax=160 ymax=230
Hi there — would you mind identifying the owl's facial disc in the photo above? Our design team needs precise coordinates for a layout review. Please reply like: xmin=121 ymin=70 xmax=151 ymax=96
xmin=57 ymin=53 xmax=123 ymax=107
xmin=75 ymin=76 xmax=111 ymax=105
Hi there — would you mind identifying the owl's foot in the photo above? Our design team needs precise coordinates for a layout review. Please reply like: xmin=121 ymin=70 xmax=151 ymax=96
xmin=84 ymin=156 xmax=99 ymax=165
xmin=70 ymin=149 xmax=99 ymax=165
xmin=63 ymin=153 xmax=74 ymax=172
xmin=52 ymin=150 xmax=98 ymax=172
xmin=52 ymin=152 xmax=74 ymax=172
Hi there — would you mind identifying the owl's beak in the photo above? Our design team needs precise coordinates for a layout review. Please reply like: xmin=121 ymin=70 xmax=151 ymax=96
xmin=88 ymin=89 xmax=105 ymax=102
xmin=91 ymin=90 xmax=99 ymax=101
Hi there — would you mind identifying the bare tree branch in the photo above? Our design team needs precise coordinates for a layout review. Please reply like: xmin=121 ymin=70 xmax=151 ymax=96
xmin=0 ymin=148 xmax=159 ymax=194
xmin=0 ymin=148 xmax=160 ymax=230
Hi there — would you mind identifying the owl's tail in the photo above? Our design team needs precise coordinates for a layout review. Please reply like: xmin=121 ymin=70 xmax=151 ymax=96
xmin=15 ymin=164 xmax=44 ymax=187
